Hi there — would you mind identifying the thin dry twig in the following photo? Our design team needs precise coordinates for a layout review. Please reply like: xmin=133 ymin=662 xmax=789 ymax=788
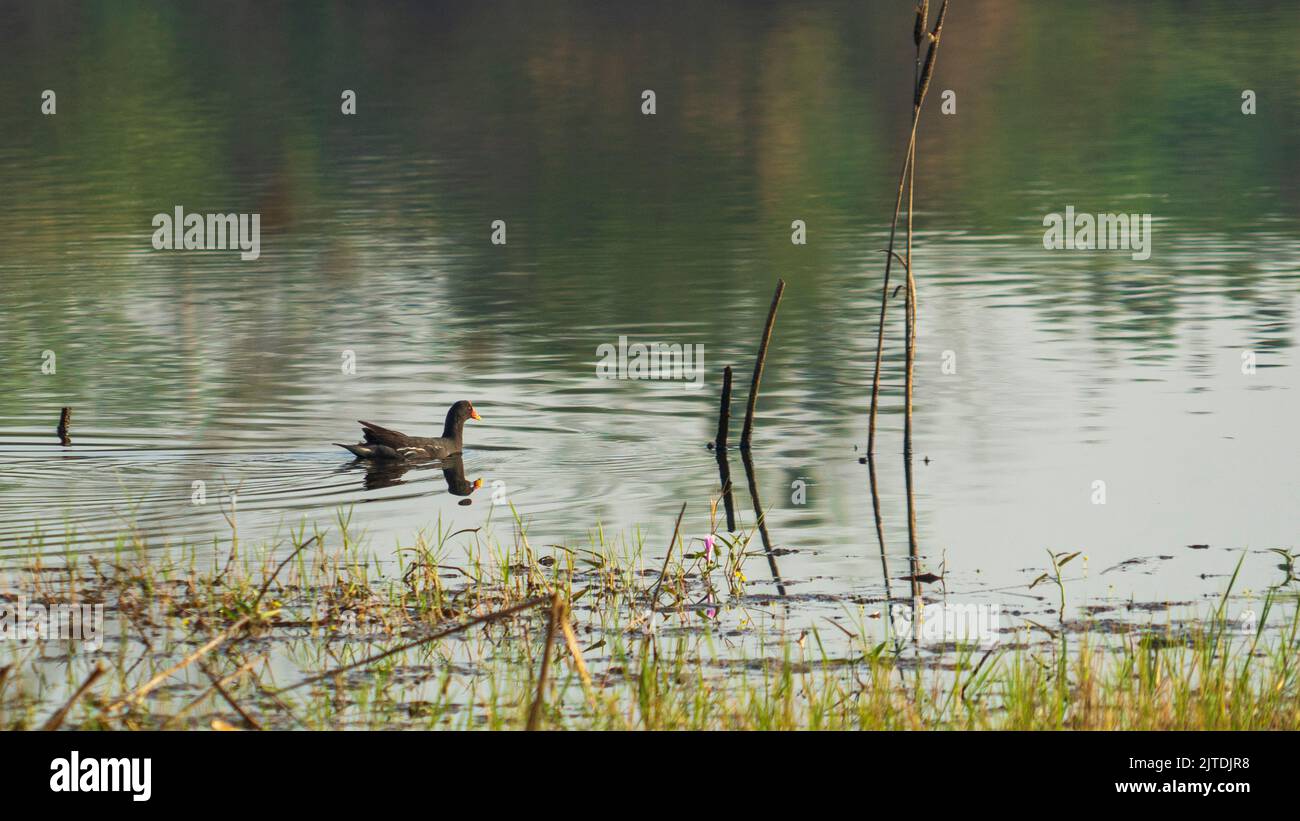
xmin=740 ymin=279 xmax=786 ymax=450
xmin=104 ymin=616 xmax=252 ymax=714
xmin=163 ymin=653 xmax=267 ymax=729
xmin=252 ymin=534 xmax=320 ymax=611
xmin=649 ymin=502 xmax=688 ymax=604
xmin=277 ymin=596 xmax=548 ymax=694
xmin=202 ymin=661 xmax=263 ymax=730
xmin=526 ymin=592 xmax=563 ymax=731
xmin=41 ymin=661 xmax=107 ymax=731
xmin=961 ymin=645 xmax=997 ymax=703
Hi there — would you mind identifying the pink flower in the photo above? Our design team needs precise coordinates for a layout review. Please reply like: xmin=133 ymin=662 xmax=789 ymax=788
xmin=704 ymin=535 xmax=716 ymax=563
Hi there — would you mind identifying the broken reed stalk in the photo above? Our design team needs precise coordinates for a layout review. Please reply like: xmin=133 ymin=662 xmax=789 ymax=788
xmin=715 ymin=365 xmax=733 ymax=449
xmin=649 ymin=501 xmax=688 ymax=604
xmin=715 ymin=447 xmax=737 ymax=532
xmin=526 ymin=592 xmax=563 ymax=731
xmin=40 ymin=660 xmax=106 ymax=731
xmin=57 ymin=406 xmax=71 ymax=446
xmin=866 ymin=0 xmax=949 ymax=457
xmin=557 ymin=600 xmax=594 ymax=697
xmin=715 ymin=365 xmax=737 ymax=531
xmin=278 ymin=597 xmax=548 ymax=694
xmin=740 ymin=279 xmax=786 ymax=451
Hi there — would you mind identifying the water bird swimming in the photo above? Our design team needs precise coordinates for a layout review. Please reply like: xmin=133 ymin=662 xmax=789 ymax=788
xmin=334 ymin=400 xmax=481 ymax=460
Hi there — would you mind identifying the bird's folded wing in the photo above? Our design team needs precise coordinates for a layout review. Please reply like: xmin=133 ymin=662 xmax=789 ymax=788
xmin=359 ymin=420 xmax=408 ymax=447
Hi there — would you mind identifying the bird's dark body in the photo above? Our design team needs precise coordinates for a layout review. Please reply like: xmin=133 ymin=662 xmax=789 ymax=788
xmin=334 ymin=400 xmax=480 ymax=461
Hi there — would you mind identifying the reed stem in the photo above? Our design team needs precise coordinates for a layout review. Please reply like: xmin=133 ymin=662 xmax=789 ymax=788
xmin=866 ymin=0 xmax=948 ymax=457
xmin=740 ymin=279 xmax=785 ymax=451
xmin=715 ymin=365 xmax=732 ymax=450
xmin=649 ymin=501 xmax=688 ymax=604
xmin=903 ymin=3 xmax=927 ymax=594
xmin=57 ymin=406 xmax=71 ymax=446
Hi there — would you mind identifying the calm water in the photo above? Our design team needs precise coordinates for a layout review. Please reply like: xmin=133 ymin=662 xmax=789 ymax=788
xmin=1 ymin=1 xmax=1298 ymax=614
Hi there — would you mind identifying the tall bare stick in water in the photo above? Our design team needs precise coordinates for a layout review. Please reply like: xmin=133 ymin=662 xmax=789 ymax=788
xmin=715 ymin=365 xmax=733 ymax=450
xmin=904 ymin=0 xmax=939 ymax=591
xmin=57 ymin=406 xmax=72 ymax=446
xmin=714 ymin=366 xmax=737 ymax=530
xmin=740 ymin=279 xmax=785 ymax=451
xmin=866 ymin=0 xmax=949 ymax=457
xmin=866 ymin=2 xmax=948 ymax=601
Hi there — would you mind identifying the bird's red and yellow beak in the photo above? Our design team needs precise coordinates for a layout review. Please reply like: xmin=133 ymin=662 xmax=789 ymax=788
xmin=469 ymin=405 xmax=482 ymax=421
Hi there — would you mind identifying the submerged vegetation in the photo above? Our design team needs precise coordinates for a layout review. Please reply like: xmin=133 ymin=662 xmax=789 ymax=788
xmin=2 ymin=510 xmax=1297 ymax=731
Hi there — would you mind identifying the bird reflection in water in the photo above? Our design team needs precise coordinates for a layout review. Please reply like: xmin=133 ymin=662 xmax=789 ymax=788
xmin=345 ymin=453 xmax=483 ymax=498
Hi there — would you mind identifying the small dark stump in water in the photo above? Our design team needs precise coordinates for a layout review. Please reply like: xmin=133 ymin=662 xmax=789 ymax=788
xmin=57 ymin=407 xmax=72 ymax=446
xmin=458 ymin=498 xmax=472 ymax=506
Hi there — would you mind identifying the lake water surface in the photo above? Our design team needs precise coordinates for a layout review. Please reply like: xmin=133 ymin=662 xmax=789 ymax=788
xmin=2 ymin=1 xmax=1298 ymax=621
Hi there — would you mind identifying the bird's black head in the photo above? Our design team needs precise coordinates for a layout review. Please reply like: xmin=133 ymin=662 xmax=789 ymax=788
xmin=452 ymin=400 xmax=480 ymax=422
xmin=443 ymin=400 xmax=481 ymax=440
